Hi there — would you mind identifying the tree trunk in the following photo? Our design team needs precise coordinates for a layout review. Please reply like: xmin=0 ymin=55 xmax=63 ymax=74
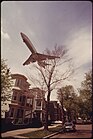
xmin=44 ymin=102 xmax=48 ymax=130
xmin=44 ymin=89 xmax=50 ymax=130
xmin=61 ymin=102 xmax=65 ymax=126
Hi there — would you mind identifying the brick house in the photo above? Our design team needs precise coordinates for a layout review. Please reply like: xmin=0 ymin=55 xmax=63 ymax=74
xmin=30 ymin=87 xmax=46 ymax=123
xmin=6 ymin=74 xmax=46 ymax=125
xmin=7 ymin=74 xmax=34 ymax=125
xmin=48 ymin=101 xmax=62 ymax=122
xmin=5 ymin=73 xmax=63 ymax=126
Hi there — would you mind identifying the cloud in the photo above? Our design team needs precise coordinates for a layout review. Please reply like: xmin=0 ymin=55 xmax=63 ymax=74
xmin=1 ymin=27 xmax=10 ymax=40
xmin=67 ymin=28 xmax=92 ymax=68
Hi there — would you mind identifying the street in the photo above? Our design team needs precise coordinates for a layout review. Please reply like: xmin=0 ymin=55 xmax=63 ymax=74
xmin=50 ymin=124 xmax=92 ymax=138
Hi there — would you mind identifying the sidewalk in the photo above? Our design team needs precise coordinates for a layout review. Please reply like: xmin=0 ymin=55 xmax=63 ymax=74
xmin=1 ymin=124 xmax=60 ymax=138
xmin=1 ymin=127 xmax=43 ymax=138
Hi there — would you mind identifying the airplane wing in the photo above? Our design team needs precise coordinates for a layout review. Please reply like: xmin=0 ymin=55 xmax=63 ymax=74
xmin=20 ymin=32 xmax=37 ymax=54
xmin=37 ymin=53 xmax=60 ymax=61
xmin=23 ymin=55 xmax=36 ymax=66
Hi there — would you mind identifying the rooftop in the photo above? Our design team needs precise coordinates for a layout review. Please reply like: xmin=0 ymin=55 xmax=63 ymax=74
xmin=11 ymin=74 xmax=27 ymax=80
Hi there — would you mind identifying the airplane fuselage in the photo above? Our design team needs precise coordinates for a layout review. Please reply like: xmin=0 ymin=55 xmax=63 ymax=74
xmin=21 ymin=32 xmax=37 ymax=54
xmin=30 ymin=53 xmax=42 ymax=62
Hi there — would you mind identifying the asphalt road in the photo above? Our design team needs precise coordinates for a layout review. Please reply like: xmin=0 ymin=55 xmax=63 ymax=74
xmin=50 ymin=124 xmax=92 ymax=138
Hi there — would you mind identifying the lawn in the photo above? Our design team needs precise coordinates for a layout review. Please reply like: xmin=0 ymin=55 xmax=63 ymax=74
xmin=19 ymin=125 xmax=62 ymax=138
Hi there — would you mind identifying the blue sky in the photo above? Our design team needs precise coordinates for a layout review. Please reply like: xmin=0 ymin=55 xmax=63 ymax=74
xmin=1 ymin=1 xmax=92 ymax=100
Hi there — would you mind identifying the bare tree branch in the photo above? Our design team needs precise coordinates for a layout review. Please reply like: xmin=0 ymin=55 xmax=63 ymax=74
xmin=27 ymin=45 xmax=74 ymax=130
xmin=35 ymin=65 xmax=48 ymax=87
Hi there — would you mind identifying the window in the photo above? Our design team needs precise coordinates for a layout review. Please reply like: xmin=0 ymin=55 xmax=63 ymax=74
xmin=12 ymin=91 xmax=17 ymax=101
xmin=42 ymin=101 xmax=46 ymax=109
xmin=36 ymin=112 xmax=40 ymax=120
xmin=26 ymin=98 xmax=30 ymax=107
xmin=13 ymin=96 xmax=17 ymax=100
xmin=15 ymin=79 xmax=22 ymax=87
xmin=22 ymin=96 xmax=26 ymax=105
xmin=25 ymin=110 xmax=31 ymax=118
xmin=30 ymin=99 xmax=33 ymax=105
xmin=15 ymin=79 xmax=19 ymax=86
xmin=19 ymin=95 xmax=26 ymax=106
xmin=36 ymin=92 xmax=42 ymax=98
xmin=19 ymin=96 xmax=22 ymax=102
xmin=16 ymin=109 xmax=23 ymax=118
xmin=26 ymin=98 xmax=33 ymax=107
xmin=10 ymin=108 xmax=14 ymax=117
xmin=36 ymin=100 xmax=41 ymax=106
xmin=27 ymin=98 xmax=30 ymax=104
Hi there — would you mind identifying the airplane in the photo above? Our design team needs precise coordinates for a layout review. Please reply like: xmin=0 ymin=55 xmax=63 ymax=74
xmin=20 ymin=32 xmax=60 ymax=68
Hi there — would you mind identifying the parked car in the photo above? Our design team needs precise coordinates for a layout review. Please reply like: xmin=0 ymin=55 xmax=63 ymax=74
xmin=63 ymin=122 xmax=76 ymax=132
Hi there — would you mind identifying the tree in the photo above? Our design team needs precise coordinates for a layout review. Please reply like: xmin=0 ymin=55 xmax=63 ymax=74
xmin=1 ymin=59 xmax=13 ymax=116
xmin=28 ymin=45 xmax=74 ymax=130
xmin=57 ymin=85 xmax=79 ymax=122
xmin=78 ymin=70 xmax=92 ymax=120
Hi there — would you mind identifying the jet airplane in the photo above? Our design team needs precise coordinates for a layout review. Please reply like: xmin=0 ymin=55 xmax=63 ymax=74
xmin=20 ymin=32 xmax=60 ymax=68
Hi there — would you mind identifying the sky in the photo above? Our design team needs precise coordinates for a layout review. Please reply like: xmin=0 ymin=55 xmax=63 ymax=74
xmin=1 ymin=1 xmax=92 ymax=101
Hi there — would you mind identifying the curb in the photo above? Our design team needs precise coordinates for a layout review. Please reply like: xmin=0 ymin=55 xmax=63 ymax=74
xmin=11 ymin=135 xmax=29 ymax=138
xmin=43 ymin=129 xmax=63 ymax=139
xmin=1 ymin=135 xmax=29 ymax=139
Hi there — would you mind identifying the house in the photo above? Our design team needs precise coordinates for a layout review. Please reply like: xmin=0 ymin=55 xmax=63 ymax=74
xmin=48 ymin=101 xmax=62 ymax=122
xmin=6 ymin=74 xmax=34 ymax=125
xmin=5 ymin=73 xmax=63 ymax=126
xmin=30 ymin=87 xmax=46 ymax=123
xmin=6 ymin=74 xmax=46 ymax=126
